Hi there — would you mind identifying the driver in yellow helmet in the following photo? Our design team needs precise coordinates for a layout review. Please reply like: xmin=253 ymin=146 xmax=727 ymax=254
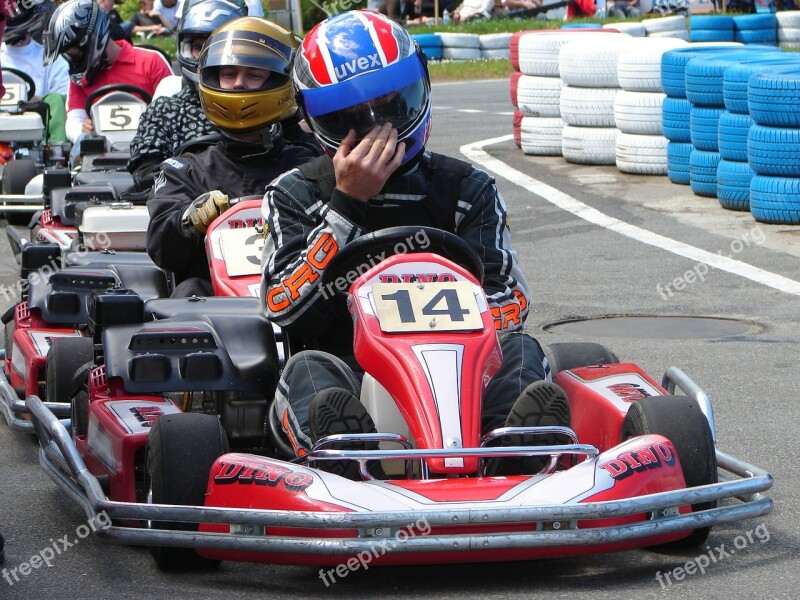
xmin=145 ymin=16 xmax=322 ymax=297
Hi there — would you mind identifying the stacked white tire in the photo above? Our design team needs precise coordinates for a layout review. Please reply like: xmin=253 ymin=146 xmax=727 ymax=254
xmin=479 ymin=33 xmax=511 ymax=60
xmin=644 ymin=15 xmax=689 ymax=41
xmin=777 ymin=10 xmax=800 ymax=49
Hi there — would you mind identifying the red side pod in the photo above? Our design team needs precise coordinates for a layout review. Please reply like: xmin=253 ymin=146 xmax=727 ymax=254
xmin=556 ymin=363 xmax=668 ymax=454
xmin=205 ymin=200 xmax=264 ymax=298
xmin=349 ymin=253 xmax=501 ymax=474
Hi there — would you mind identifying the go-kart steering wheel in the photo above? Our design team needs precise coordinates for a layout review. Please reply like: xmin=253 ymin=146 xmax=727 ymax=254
xmin=321 ymin=227 xmax=484 ymax=296
xmin=1 ymin=67 xmax=35 ymax=100
xmin=84 ymin=84 xmax=152 ymax=114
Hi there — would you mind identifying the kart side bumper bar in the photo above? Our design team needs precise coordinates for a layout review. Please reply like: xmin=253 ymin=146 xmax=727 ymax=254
xmin=0 ymin=194 xmax=44 ymax=210
xmin=0 ymin=357 xmax=70 ymax=433
xmin=26 ymin=389 xmax=774 ymax=556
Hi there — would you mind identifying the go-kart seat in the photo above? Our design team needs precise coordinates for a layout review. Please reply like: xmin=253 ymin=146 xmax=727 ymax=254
xmin=144 ymin=296 xmax=262 ymax=320
xmin=80 ymin=153 xmax=131 ymax=173
xmin=103 ymin=304 xmax=280 ymax=396
xmin=50 ymin=184 xmax=117 ymax=226
xmin=27 ymin=264 xmax=169 ymax=325
xmin=73 ymin=171 xmax=135 ymax=197
xmin=64 ymin=250 xmax=160 ymax=268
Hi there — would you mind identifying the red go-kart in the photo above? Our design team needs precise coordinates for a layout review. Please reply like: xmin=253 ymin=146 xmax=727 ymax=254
xmin=26 ymin=227 xmax=772 ymax=572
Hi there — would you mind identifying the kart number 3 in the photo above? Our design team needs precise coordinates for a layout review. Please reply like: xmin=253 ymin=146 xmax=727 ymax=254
xmin=373 ymin=281 xmax=483 ymax=333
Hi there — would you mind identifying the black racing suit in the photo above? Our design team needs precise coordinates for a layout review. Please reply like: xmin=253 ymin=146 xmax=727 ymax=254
xmin=146 ymin=134 xmax=320 ymax=285
xmin=261 ymin=152 xmax=549 ymax=454
xmin=128 ymin=85 xmax=217 ymax=192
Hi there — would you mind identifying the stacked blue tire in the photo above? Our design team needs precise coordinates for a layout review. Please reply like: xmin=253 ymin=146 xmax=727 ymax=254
xmin=718 ymin=55 xmax=800 ymax=211
xmin=662 ymin=45 xmax=743 ymax=186
xmin=412 ymin=34 xmax=443 ymax=61
xmin=748 ymin=68 xmax=800 ymax=224
xmin=689 ymin=15 xmax=734 ymax=43
xmin=733 ymin=14 xmax=778 ymax=46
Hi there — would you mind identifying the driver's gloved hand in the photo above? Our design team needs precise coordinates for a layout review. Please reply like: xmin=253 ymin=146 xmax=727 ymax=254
xmin=181 ymin=190 xmax=230 ymax=233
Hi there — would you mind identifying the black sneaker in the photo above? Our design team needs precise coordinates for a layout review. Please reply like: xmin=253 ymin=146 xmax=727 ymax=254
xmin=308 ymin=388 xmax=385 ymax=480
xmin=486 ymin=381 xmax=571 ymax=476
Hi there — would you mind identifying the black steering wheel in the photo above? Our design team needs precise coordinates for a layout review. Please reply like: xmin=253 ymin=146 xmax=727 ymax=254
xmin=1 ymin=67 xmax=35 ymax=101
xmin=320 ymin=227 xmax=484 ymax=297
xmin=84 ymin=84 xmax=152 ymax=114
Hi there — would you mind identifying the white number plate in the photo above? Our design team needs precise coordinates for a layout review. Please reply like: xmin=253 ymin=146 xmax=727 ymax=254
xmin=0 ymin=84 xmax=23 ymax=107
xmin=96 ymin=103 xmax=144 ymax=131
xmin=219 ymin=227 xmax=263 ymax=277
xmin=373 ymin=281 xmax=483 ymax=333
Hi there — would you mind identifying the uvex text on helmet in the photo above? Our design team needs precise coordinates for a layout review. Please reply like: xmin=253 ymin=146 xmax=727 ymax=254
xmin=292 ymin=10 xmax=431 ymax=165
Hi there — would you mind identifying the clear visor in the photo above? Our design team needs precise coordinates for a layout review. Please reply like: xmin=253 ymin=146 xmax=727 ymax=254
xmin=199 ymin=31 xmax=290 ymax=91
xmin=309 ymin=80 xmax=428 ymax=144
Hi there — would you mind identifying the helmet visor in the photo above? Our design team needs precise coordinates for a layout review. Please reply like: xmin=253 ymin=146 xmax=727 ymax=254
xmin=309 ymin=79 xmax=429 ymax=144
xmin=199 ymin=29 xmax=292 ymax=90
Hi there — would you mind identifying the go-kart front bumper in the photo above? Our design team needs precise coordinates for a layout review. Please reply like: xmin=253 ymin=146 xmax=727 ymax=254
xmin=26 ymin=388 xmax=773 ymax=564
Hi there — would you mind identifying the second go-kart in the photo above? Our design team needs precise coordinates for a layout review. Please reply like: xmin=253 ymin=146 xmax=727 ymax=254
xmin=26 ymin=227 xmax=772 ymax=572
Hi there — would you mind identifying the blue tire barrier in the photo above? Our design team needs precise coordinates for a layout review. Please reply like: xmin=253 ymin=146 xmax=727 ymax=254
xmin=690 ymin=148 xmax=721 ymax=197
xmin=734 ymin=29 xmax=778 ymax=45
xmin=661 ymin=46 xmax=766 ymax=99
xmin=722 ymin=56 xmax=800 ymax=114
xmin=718 ymin=111 xmax=754 ymax=162
xmin=684 ymin=50 xmax=783 ymax=107
xmin=690 ymin=106 xmax=724 ymax=152
xmin=690 ymin=15 xmax=735 ymax=30
xmin=747 ymin=124 xmax=800 ymax=177
xmin=663 ymin=97 xmax=692 ymax=142
xmin=667 ymin=141 xmax=692 ymax=185
xmin=733 ymin=14 xmax=778 ymax=30
xmin=561 ymin=23 xmax=603 ymax=29
xmin=690 ymin=29 xmax=735 ymax=43
xmin=750 ymin=174 xmax=800 ymax=224
xmin=717 ymin=158 xmax=755 ymax=211
xmin=749 ymin=69 xmax=800 ymax=127
xmin=412 ymin=34 xmax=442 ymax=47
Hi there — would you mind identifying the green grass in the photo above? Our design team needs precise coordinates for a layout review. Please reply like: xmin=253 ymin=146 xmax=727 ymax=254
xmin=428 ymin=58 xmax=514 ymax=82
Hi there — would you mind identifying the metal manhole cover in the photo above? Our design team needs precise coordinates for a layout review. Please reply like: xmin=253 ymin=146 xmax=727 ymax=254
xmin=543 ymin=316 xmax=763 ymax=339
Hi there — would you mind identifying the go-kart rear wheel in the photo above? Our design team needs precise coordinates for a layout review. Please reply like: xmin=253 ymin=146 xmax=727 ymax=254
xmin=46 ymin=337 xmax=94 ymax=436
xmin=2 ymin=159 xmax=37 ymax=226
xmin=545 ymin=342 xmax=619 ymax=376
xmin=146 ymin=413 xmax=229 ymax=571
xmin=620 ymin=395 xmax=717 ymax=549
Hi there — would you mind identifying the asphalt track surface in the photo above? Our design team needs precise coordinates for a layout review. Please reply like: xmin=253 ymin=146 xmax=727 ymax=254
xmin=0 ymin=79 xmax=798 ymax=599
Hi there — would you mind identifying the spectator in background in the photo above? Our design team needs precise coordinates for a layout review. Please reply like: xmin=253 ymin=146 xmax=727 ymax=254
xmin=502 ymin=0 xmax=542 ymax=14
xmin=131 ymin=0 xmax=174 ymax=37
xmin=607 ymin=0 xmax=640 ymax=17
xmin=452 ymin=0 xmax=495 ymax=22
xmin=380 ymin=0 xmax=429 ymax=24
xmin=128 ymin=0 xmax=247 ymax=191
xmin=1 ymin=0 xmax=70 ymax=142
xmin=155 ymin=0 xmax=184 ymax=28
xmin=244 ymin=0 xmax=264 ymax=17
xmin=43 ymin=0 xmax=173 ymax=143
xmin=96 ymin=0 xmax=133 ymax=41
xmin=566 ymin=0 xmax=596 ymax=17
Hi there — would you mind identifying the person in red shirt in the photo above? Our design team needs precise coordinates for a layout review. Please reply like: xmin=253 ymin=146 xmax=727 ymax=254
xmin=42 ymin=0 xmax=173 ymax=143
xmin=566 ymin=0 xmax=596 ymax=17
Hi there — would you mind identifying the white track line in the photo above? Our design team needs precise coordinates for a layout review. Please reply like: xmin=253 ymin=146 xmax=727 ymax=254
xmin=461 ymin=134 xmax=800 ymax=296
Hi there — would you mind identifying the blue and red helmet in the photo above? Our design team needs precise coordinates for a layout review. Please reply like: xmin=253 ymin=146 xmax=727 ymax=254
xmin=292 ymin=10 xmax=431 ymax=165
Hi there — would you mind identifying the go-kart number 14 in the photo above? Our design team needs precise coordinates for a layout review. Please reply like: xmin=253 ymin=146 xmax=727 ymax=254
xmin=372 ymin=281 xmax=484 ymax=333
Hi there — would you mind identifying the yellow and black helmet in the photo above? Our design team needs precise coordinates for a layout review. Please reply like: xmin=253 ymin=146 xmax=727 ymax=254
xmin=197 ymin=17 xmax=299 ymax=135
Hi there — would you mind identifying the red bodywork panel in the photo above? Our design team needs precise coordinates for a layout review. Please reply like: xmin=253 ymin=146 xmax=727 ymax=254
xmin=205 ymin=200 xmax=264 ymax=298
xmin=37 ymin=209 xmax=78 ymax=250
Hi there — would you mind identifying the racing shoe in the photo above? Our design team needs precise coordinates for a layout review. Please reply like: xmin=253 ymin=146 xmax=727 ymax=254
xmin=486 ymin=381 xmax=571 ymax=477
xmin=309 ymin=388 xmax=386 ymax=481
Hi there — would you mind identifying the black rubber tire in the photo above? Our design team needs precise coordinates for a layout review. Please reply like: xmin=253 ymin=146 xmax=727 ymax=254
xmin=4 ymin=319 xmax=15 ymax=370
xmin=46 ymin=337 xmax=95 ymax=439
xmin=146 ymin=413 xmax=229 ymax=571
xmin=545 ymin=342 xmax=619 ymax=377
xmin=2 ymin=159 xmax=37 ymax=226
xmin=620 ymin=395 xmax=717 ymax=549
xmin=45 ymin=337 xmax=94 ymax=404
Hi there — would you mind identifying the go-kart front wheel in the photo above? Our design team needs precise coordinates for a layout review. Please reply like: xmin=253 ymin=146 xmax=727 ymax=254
xmin=621 ymin=395 xmax=717 ymax=549
xmin=45 ymin=337 xmax=95 ymax=437
xmin=2 ymin=159 xmax=37 ymax=226
xmin=145 ymin=413 xmax=229 ymax=571
xmin=545 ymin=342 xmax=619 ymax=376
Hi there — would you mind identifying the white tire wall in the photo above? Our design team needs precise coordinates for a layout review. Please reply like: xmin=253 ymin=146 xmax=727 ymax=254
xmin=521 ymin=116 xmax=564 ymax=156
xmin=614 ymin=90 xmax=666 ymax=135
xmin=517 ymin=75 xmax=565 ymax=117
xmin=560 ymin=86 xmax=618 ymax=127
xmin=562 ymin=125 xmax=618 ymax=165
xmin=616 ymin=37 xmax=688 ymax=92
xmin=518 ymin=31 xmax=628 ymax=77
xmin=616 ymin=132 xmax=669 ymax=174
xmin=559 ymin=38 xmax=633 ymax=88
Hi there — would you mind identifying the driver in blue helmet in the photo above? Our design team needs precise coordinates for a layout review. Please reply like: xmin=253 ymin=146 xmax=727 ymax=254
xmin=261 ymin=9 xmax=570 ymax=480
